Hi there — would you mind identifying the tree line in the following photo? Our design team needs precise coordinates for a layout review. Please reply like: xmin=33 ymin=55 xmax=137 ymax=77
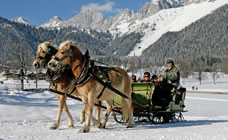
xmin=0 ymin=4 xmax=227 ymax=90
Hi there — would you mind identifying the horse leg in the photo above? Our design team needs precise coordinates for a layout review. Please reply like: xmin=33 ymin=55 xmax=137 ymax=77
xmin=80 ymin=96 xmax=94 ymax=133
xmin=50 ymin=95 xmax=65 ymax=129
xmin=95 ymin=101 xmax=101 ymax=122
xmin=63 ymin=101 xmax=74 ymax=128
xmin=90 ymin=101 xmax=102 ymax=128
xmin=100 ymin=100 xmax=112 ymax=129
xmin=80 ymin=106 xmax=86 ymax=123
xmin=80 ymin=105 xmax=98 ymax=125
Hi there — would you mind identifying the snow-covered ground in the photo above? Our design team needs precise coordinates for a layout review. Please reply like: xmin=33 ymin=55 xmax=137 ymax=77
xmin=0 ymin=74 xmax=228 ymax=140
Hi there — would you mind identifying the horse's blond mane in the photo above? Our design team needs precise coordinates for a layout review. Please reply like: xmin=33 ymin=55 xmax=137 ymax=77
xmin=59 ymin=40 xmax=82 ymax=56
xmin=59 ymin=40 xmax=71 ymax=49
xmin=38 ymin=41 xmax=57 ymax=53
xmin=38 ymin=41 xmax=48 ymax=53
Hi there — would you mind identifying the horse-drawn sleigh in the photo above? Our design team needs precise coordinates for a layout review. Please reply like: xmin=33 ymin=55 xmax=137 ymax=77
xmin=113 ymin=82 xmax=186 ymax=124
xmin=33 ymin=40 xmax=187 ymax=133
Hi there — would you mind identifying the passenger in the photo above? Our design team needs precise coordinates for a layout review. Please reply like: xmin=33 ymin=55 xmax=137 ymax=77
xmin=165 ymin=58 xmax=180 ymax=87
xmin=165 ymin=58 xmax=180 ymax=95
xmin=130 ymin=74 xmax=137 ymax=83
xmin=158 ymin=74 xmax=163 ymax=82
xmin=152 ymin=59 xmax=181 ymax=111
xmin=151 ymin=75 xmax=159 ymax=86
xmin=142 ymin=72 xmax=151 ymax=83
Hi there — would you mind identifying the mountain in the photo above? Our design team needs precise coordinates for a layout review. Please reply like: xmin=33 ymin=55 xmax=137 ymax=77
xmin=63 ymin=9 xmax=107 ymax=30
xmin=39 ymin=0 xmax=184 ymax=31
xmin=40 ymin=16 xmax=62 ymax=28
xmin=183 ymin=0 xmax=208 ymax=5
xmin=126 ymin=0 xmax=228 ymax=56
xmin=140 ymin=4 xmax=228 ymax=65
xmin=137 ymin=0 xmax=183 ymax=19
xmin=0 ymin=15 xmax=141 ymax=65
xmin=0 ymin=0 xmax=228 ymax=69
xmin=0 ymin=16 xmax=115 ymax=62
xmin=38 ymin=0 xmax=227 ymax=57
xmin=11 ymin=16 xmax=31 ymax=26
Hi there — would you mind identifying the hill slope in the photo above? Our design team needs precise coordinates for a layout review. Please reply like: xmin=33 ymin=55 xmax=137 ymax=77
xmin=141 ymin=4 xmax=228 ymax=65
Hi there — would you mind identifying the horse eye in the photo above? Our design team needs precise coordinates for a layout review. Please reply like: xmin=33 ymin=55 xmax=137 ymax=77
xmin=42 ymin=51 xmax=45 ymax=53
xmin=61 ymin=52 xmax=65 ymax=54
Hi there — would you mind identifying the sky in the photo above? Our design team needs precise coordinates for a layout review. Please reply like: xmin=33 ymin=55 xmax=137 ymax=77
xmin=0 ymin=0 xmax=150 ymax=26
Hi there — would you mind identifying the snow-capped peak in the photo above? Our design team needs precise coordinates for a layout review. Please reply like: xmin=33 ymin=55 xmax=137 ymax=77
xmin=11 ymin=16 xmax=31 ymax=25
xmin=40 ymin=16 xmax=62 ymax=28
xmin=138 ymin=0 xmax=184 ymax=18
xmin=61 ymin=8 xmax=105 ymax=29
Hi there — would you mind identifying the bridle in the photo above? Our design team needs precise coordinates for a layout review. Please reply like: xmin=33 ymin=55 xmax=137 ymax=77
xmin=51 ymin=45 xmax=73 ymax=66
xmin=36 ymin=45 xmax=56 ymax=63
xmin=52 ymin=46 xmax=91 ymax=85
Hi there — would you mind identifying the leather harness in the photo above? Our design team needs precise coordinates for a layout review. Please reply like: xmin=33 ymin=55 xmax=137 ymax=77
xmin=49 ymin=47 xmax=129 ymax=99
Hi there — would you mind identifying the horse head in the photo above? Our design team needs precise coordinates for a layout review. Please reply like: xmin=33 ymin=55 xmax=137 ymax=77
xmin=48 ymin=40 xmax=84 ymax=74
xmin=33 ymin=40 xmax=57 ymax=69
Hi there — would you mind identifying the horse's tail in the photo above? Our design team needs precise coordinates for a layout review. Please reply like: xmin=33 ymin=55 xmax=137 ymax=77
xmin=120 ymin=69 xmax=134 ymax=126
xmin=121 ymin=97 xmax=130 ymax=122
xmin=121 ymin=97 xmax=134 ymax=125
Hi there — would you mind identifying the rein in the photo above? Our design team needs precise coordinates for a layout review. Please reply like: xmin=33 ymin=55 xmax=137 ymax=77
xmin=51 ymin=46 xmax=90 ymax=86
xmin=51 ymin=46 xmax=73 ymax=70
xmin=36 ymin=53 xmax=52 ymax=65
xmin=51 ymin=47 xmax=72 ymax=62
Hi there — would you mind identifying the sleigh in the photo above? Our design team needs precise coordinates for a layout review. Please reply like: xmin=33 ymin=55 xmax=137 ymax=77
xmin=112 ymin=82 xmax=187 ymax=123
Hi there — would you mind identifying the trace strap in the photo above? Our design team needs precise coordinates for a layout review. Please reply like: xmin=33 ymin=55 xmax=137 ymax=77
xmin=89 ymin=73 xmax=129 ymax=99
xmin=49 ymin=88 xmax=121 ymax=113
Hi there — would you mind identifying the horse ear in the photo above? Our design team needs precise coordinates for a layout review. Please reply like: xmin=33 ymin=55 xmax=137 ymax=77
xmin=66 ymin=40 xmax=72 ymax=47
xmin=45 ymin=41 xmax=51 ymax=46
xmin=37 ymin=42 xmax=40 ymax=46
xmin=84 ymin=49 xmax=90 ymax=60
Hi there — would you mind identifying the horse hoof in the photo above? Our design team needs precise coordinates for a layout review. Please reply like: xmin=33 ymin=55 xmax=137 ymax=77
xmin=100 ymin=124 xmax=106 ymax=129
xmin=98 ymin=124 xmax=105 ymax=129
xmin=94 ymin=122 xmax=102 ymax=128
xmin=127 ymin=124 xmax=134 ymax=128
xmin=50 ymin=123 xmax=59 ymax=130
xmin=50 ymin=126 xmax=58 ymax=130
xmin=68 ymin=125 xmax=74 ymax=128
xmin=79 ymin=129 xmax=89 ymax=133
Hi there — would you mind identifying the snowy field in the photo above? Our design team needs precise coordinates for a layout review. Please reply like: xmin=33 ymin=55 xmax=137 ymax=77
xmin=0 ymin=74 xmax=228 ymax=140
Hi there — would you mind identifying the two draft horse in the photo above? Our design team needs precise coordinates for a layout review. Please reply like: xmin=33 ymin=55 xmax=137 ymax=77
xmin=33 ymin=41 xmax=101 ymax=129
xmin=48 ymin=40 xmax=134 ymax=132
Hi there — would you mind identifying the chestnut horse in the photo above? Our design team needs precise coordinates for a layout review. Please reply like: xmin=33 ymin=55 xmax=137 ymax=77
xmin=48 ymin=40 xmax=134 ymax=132
xmin=33 ymin=41 xmax=101 ymax=129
